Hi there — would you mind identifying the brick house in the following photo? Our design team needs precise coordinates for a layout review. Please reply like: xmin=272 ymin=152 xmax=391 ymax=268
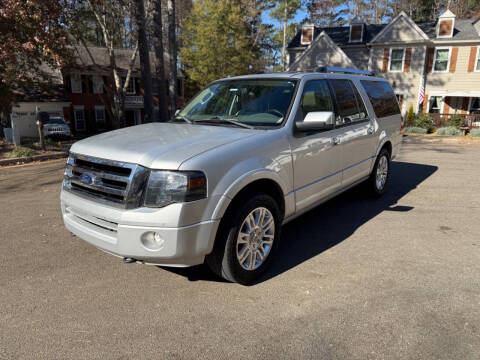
xmin=287 ymin=10 xmax=480 ymax=126
xmin=63 ymin=46 xmax=184 ymax=135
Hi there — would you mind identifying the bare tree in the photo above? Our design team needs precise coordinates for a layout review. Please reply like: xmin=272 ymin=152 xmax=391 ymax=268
xmin=84 ymin=0 xmax=139 ymax=128
xmin=133 ymin=0 xmax=154 ymax=123
xmin=167 ymin=0 xmax=178 ymax=113
xmin=152 ymin=0 xmax=169 ymax=121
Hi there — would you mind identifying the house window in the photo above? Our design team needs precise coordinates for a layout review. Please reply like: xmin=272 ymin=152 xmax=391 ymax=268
xmin=92 ymin=76 xmax=104 ymax=94
xmin=349 ymin=25 xmax=363 ymax=42
xmin=301 ymin=25 xmax=314 ymax=45
xmin=433 ymin=48 xmax=450 ymax=72
xmin=73 ymin=106 xmax=85 ymax=131
xmin=389 ymin=48 xmax=405 ymax=72
xmin=123 ymin=77 xmax=136 ymax=94
xmin=428 ymin=96 xmax=443 ymax=114
xmin=470 ymin=98 xmax=480 ymax=114
xmin=438 ymin=19 xmax=453 ymax=37
xmin=95 ymin=105 xmax=105 ymax=124
xmin=71 ymin=75 xmax=82 ymax=94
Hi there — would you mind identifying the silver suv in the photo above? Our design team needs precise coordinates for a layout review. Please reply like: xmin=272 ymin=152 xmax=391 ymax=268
xmin=61 ymin=68 xmax=402 ymax=284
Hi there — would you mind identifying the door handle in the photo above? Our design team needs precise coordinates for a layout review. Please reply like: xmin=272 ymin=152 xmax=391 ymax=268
xmin=367 ymin=127 xmax=375 ymax=135
xmin=331 ymin=136 xmax=341 ymax=145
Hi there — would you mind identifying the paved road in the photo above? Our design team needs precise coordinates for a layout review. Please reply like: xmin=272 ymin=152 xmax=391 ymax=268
xmin=1 ymin=144 xmax=479 ymax=359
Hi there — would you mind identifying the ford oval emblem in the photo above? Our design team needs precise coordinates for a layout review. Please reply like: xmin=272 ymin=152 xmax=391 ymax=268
xmin=79 ymin=173 xmax=93 ymax=185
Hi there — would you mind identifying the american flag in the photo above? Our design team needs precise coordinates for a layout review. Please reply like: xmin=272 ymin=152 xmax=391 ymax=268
xmin=418 ymin=76 xmax=425 ymax=107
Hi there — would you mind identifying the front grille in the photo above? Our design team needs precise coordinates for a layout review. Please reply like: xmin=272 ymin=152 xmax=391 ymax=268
xmin=63 ymin=153 xmax=149 ymax=209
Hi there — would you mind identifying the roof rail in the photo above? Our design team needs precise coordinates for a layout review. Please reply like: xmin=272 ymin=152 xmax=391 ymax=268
xmin=316 ymin=66 xmax=374 ymax=76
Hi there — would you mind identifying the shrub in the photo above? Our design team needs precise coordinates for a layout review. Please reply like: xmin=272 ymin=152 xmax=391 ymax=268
xmin=445 ymin=114 xmax=465 ymax=129
xmin=5 ymin=147 xmax=35 ymax=158
xmin=414 ymin=113 xmax=435 ymax=133
xmin=436 ymin=126 xmax=462 ymax=136
xmin=405 ymin=105 xmax=415 ymax=126
xmin=470 ymin=128 xmax=480 ymax=137
xmin=403 ymin=126 xmax=427 ymax=134
xmin=32 ymin=138 xmax=61 ymax=149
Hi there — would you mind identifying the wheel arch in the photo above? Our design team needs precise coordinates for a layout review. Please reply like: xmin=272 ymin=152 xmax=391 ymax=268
xmin=212 ymin=172 xmax=287 ymax=222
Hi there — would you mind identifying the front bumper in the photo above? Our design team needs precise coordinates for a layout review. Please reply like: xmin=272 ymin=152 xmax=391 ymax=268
xmin=61 ymin=190 xmax=220 ymax=267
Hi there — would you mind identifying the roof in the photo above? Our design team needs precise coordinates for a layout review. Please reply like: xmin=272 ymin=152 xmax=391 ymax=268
xmin=288 ymin=18 xmax=480 ymax=49
xmin=288 ymin=24 xmax=387 ymax=48
xmin=418 ymin=19 xmax=480 ymax=41
xmin=68 ymin=46 xmax=183 ymax=77
xmin=13 ymin=63 xmax=68 ymax=102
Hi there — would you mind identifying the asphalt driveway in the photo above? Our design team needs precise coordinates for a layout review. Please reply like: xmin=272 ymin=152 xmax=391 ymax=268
xmin=0 ymin=143 xmax=479 ymax=359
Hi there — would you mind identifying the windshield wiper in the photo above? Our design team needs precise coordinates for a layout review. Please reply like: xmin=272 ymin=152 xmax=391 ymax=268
xmin=173 ymin=115 xmax=192 ymax=124
xmin=197 ymin=116 xmax=255 ymax=129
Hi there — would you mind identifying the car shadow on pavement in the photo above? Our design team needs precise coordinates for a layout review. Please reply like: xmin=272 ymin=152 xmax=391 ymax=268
xmin=161 ymin=161 xmax=438 ymax=285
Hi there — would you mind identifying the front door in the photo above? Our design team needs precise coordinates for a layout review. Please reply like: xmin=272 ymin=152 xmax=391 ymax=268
xmin=290 ymin=79 xmax=343 ymax=211
xmin=328 ymin=79 xmax=375 ymax=186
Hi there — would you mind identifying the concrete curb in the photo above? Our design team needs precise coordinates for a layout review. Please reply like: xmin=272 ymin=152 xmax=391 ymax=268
xmin=0 ymin=152 xmax=67 ymax=167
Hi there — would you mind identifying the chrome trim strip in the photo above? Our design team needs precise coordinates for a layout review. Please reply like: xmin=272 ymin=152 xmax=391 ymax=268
xmin=67 ymin=164 xmax=129 ymax=183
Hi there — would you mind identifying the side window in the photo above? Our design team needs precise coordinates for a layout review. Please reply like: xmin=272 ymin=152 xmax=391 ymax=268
xmin=351 ymin=82 xmax=368 ymax=120
xmin=360 ymin=80 xmax=401 ymax=118
xmin=329 ymin=79 xmax=365 ymax=125
xmin=300 ymin=80 xmax=333 ymax=119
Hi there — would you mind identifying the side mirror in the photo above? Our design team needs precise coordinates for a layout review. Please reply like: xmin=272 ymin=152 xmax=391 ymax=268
xmin=296 ymin=111 xmax=335 ymax=131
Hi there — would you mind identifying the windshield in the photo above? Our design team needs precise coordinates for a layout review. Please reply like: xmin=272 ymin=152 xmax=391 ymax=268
xmin=178 ymin=79 xmax=297 ymax=127
xmin=48 ymin=117 xmax=65 ymax=124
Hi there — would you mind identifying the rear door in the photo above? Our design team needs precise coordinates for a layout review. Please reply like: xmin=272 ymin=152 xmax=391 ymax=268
xmin=328 ymin=79 xmax=375 ymax=186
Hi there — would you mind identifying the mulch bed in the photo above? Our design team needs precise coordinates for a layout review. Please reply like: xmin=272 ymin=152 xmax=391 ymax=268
xmin=0 ymin=140 xmax=67 ymax=166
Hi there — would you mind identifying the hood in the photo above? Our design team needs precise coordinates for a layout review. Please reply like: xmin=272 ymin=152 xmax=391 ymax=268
xmin=70 ymin=123 xmax=256 ymax=169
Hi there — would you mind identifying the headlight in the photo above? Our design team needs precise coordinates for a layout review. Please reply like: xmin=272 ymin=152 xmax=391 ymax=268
xmin=143 ymin=170 xmax=207 ymax=208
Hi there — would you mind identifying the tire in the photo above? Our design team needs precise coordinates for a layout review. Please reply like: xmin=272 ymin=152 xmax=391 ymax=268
xmin=206 ymin=193 xmax=282 ymax=285
xmin=368 ymin=148 xmax=390 ymax=196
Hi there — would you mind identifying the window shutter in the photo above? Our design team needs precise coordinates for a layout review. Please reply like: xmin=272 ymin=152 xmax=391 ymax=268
xmin=404 ymin=48 xmax=412 ymax=72
xmin=426 ymin=48 xmax=435 ymax=73
xmin=65 ymin=76 xmax=71 ymax=93
xmin=468 ymin=46 xmax=477 ymax=72
xmin=423 ymin=94 xmax=429 ymax=113
xmin=449 ymin=48 xmax=458 ymax=72
xmin=81 ymin=75 xmax=86 ymax=94
xmin=382 ymin=48 xmax=389 ymax=72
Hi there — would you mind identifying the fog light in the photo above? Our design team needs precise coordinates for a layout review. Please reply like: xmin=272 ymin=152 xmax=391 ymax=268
xmin=141 ymin=232 xmax=165 ymax=251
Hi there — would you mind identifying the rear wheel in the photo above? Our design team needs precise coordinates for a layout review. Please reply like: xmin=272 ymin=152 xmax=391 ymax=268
xmin=368 ymin=148 xmax=390 ymax=196
xmin=206 ymin=194 xmax=281 ymax=285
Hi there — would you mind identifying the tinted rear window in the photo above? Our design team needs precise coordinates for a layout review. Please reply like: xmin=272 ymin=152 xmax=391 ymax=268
xmin=360 ymin=80 xmax=400 ymax=118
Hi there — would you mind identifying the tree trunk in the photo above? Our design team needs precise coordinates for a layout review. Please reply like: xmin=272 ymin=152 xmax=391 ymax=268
xmin=167 ymin=0 xmax=178 ymax=114
xmin=153 ymin=0 xmax=169 ymax=122
xmin=282 ymin=2 xmax=287 ymax=71
xmin=134 ymin=0 xmax=154 ymax=123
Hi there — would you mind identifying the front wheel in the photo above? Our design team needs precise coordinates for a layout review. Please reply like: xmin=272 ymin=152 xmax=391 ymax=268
xmin=206 ymin=194 xmax=282 ymax=285
xmin=368 ymin=149 xmax=390 ymax=196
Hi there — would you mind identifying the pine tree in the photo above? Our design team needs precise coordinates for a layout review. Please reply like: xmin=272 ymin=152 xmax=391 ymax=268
xmin=180 ymin=0 xmax=262 ymax=88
